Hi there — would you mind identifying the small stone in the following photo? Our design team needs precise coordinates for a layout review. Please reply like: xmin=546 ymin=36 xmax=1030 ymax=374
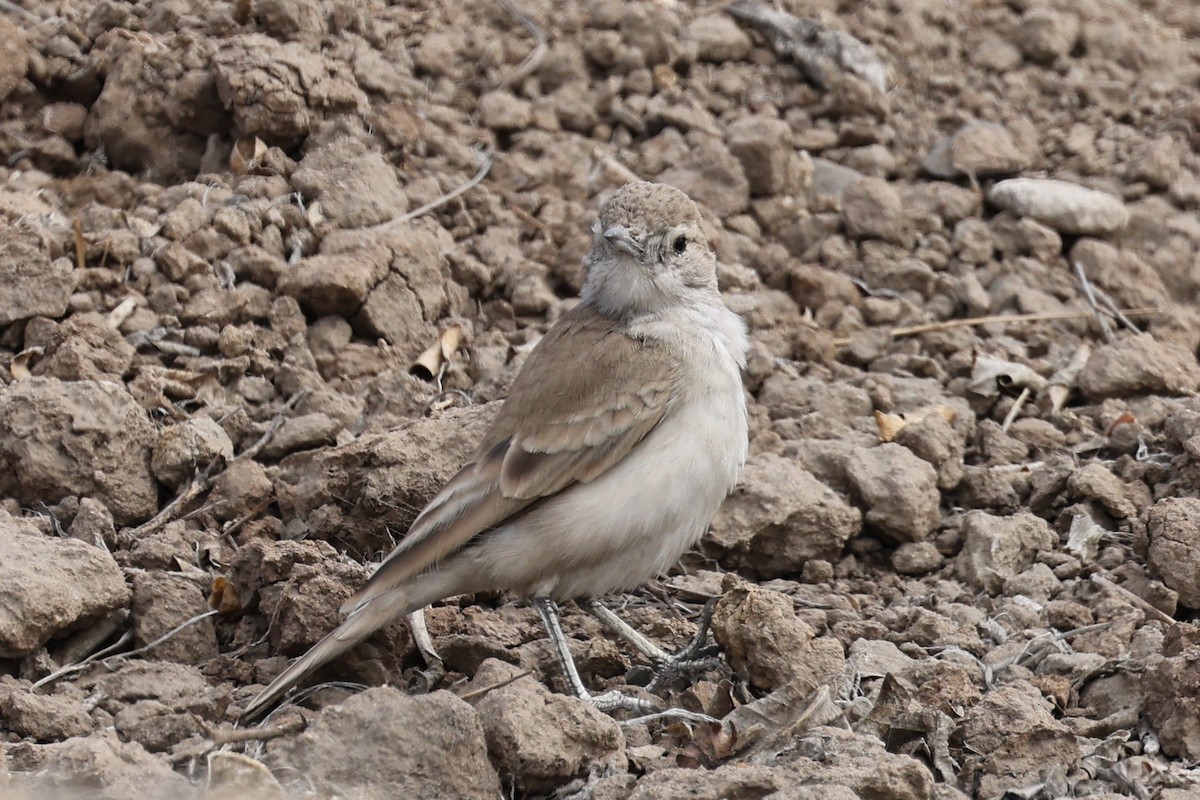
xmin=657 ymin=137 xmax=750 ymax=218
xmin=726 ymin=115 xmax=804 ymax=197
xmin=0 ymin=15 xmax=28 ymax=102
xmin=955 ymin=511 xmax=1055 ymax=594
xmin=1141 ymin=646 xmax=1200 ymax=760
xmin=0 ymin=378 xmax=156 ymax=525
xmin=841 ymin=176 xmax=905 ymax=244
xmin=891 ymin=541 xmax=943 ymax=575
xmin=292 ymin=139 xmax=408 ymax=228
xmin=31 ymin=730 xmax=197 ymax=800
xmin=844 ymin=444 xmax=941 ymax=542
xmin=151 ymin=416 xmax=235 ymax=489
xmin=987 ymin=178 xmax=1128 ymax=236
xmin=686 ymin=14 xmax=752 ymax=62
xmin=1 ymin=689 xmax=94 ymax=741
xmin=1067 ymin=463 xmax=1138 ymax=519
xmin=0 ymin=229 xmax=74 ymax=325
xmin=1148 ymin=498 xmax=1200 ymax=610
xmin=0 ymin=510 xmax=130 ymax=657
xmin=268 ymin=688 xmax=500 ymax=799
xmin=207 ymin=752 xmax=287 ymax=800
xmin=709 ymin=453 xmax=861 ymax=576
xmin=959 ymin=682 xmax=1080 ymax=784
xmin=478 ymin=90 xmax=533 ymax=130
xmin=1078 ymin=334 xmax=1200 ymax=398
xmin=1013 ymin=9 xmax=1079 ymax=64
xmin=131 ymin=572 xmax=219 ymax=663
xmin=471 ymin=660 xmax=625 ymax=794
xmin=712 ymin=579 xmax=845 ymax=692
xmin=922 ymin=120 xmax=1027 ymax=179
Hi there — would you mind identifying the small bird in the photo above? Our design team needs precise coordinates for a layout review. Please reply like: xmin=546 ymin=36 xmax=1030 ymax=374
xmin=242 ymin=181 xmax=748 ymax=721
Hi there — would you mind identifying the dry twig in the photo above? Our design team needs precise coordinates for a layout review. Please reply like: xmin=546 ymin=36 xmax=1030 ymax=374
xmin=498 ymin=0 xmax=547 ymax=88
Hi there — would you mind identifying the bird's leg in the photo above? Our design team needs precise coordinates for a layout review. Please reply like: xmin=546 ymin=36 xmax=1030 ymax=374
xmin=531 ymin=596 xmax=659 ymax=715
xmin=581 ymin=597 xmax=722 ymax=694
xmin=405 ymin=609 xmax=445 ymax=694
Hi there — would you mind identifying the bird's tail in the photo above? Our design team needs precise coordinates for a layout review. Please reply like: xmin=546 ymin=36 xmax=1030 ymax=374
xmin=239 ymin=587 xmax=412 ymax=723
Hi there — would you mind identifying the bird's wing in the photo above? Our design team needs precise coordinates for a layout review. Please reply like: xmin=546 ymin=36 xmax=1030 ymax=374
xmin=342 ymin=303 xmax=679 ymax=612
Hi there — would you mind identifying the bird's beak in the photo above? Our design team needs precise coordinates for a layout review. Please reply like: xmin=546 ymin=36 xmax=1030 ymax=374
xmin=603 ymin=226 xmax=643 ymax=258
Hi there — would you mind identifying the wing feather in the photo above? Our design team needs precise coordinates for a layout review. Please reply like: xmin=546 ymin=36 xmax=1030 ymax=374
xmin=343 ymin=303 xmax=678 ymax=611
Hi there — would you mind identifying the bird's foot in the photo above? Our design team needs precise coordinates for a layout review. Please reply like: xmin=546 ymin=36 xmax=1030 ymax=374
xmin=585 ymin=688 xmax=661 ymax=715
xmin=645 ymin=599 xmax=721 ymax=694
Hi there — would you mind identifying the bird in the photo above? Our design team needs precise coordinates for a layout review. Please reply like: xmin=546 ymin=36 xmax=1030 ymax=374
xmin=241 ymin=180 xmax=749 ymax=721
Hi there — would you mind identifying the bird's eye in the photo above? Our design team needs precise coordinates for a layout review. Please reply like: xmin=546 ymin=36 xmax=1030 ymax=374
xmin=672 ymin=235 xmax=687 ymax=254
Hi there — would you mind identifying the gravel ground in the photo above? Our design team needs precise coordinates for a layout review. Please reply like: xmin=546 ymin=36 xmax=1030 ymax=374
xmin=2 ymin=0 xmax=1200 ymax=798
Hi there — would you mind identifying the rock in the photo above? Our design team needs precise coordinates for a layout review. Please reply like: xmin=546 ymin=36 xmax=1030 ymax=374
xmin=1 ymin=688 xmax=94 ymax=741
xmin=1144 ymin=646 xmax=1200 ymax=760
xmin=268 ymin=687 xmax=500 ymax=799
xmin=0 ymin=511 xmax=129 ymax=657
xmin=844 ymin=444 xmax=940 ymax=542
xmin=841 ymin=176 xmax=905 ymax=244
xmin=1148 ymin=498 xmax=1200 ymax=610
xmin=478 ymin=90 xmax=532 ymax=130
xmin=0 ymin=14 xmax=28 ymax=102
xmin=890 ymin=541 xmax=943 ymax=575
xmin=958 ymin=682 xmax=1080 ymax=788
xmin=987 ymin=178 xmax=1128 ymax=236
xmin=1078 ymin=334 xmax=1200 ymax=398
xmin=113 ymin=700 xmax=204 ymax=753
xmin=0 ymin=378 xmax=157 ymax=525
xmin=711 ymin=580 xmax=845 ymax=692
xmin=213 ymin=34 xmax=364 ymax=141
xmin=208 ymin=459 xmax=274 ymax=522
xmin=208 ymin=753 xmax=285 ymax=796
xmin=131 ymin=573 xmax=219 ymax=664
xmin=151 ymin=417 xmax=235 ymax=489
xmin=0 ymin=229 xmax=74 ymax=325
xmin=84 ymin=34 xmax=216 ymax=178
xmin=657 ymin=137 xmax=750 ymax=217
xmin=1013 ymin=9 xmax=1079 ymax=64
xmin=97 ymin=661 xmax=227 ymax=716
xmin=67 ymin=497 xmax=117 ymax=549
xmin=726 ymin=115 xmax=806 ymax=197
xmin=277 ymin=246 xmax=389 ymax=317
xmin=1067 ymin=463 xmax=1138 ymax=520
xmin=206 ymin=752 xmax=287 ymax=800
xmin=292 ymin=138 xmax=409 ymax=227
xmin=471 ymin=660 xmax=624 ymax=793
xmin=955 ymin=511 xmax=1056 ymax=594
xmin=686 ymin=14 xmax=752 ymax=62
xmin=894 ymin=412 xmax=965 ymax=491
xmin=22 ymin=730 xmax=198 ymax=800
xmin=708 ymin=453 xmax=861 ymax=576
xmin=255 ymin=0 xmax=328 ymax=41
xmin=921 ymin=120 xmax=1027 ymax=178
xmin=35 ymin=313 xmax=136 ymax=381
xmin=630 ymin=726 xmax=931 ymax=800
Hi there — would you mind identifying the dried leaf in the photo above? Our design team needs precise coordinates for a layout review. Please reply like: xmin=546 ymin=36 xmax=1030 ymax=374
xmin=410 ymin=325 xmax=464 ymax=381
xmin=1045 ymin=344 xmax=1090 ymax=413
xmin=230 ymin=137 xmax=268 ymax=176
xmin=687 ymin=681 xmax=841 ymax=764
xmin=209 ymin=577 xmax=243 ymax=616
xmin=968 ymin=354 xmax=1047 ymax=397
xmin=1066 ymin=512 xmax=1107 ymax=563
xmin=874 ymin=410 xmax=905 ymax=442
xmin=10 ymin=347 xmax=42 ymax=381
xmin=73 ymin=216 xmax=86 ymax=270
xmin=874 ymin=405 xmax=958 ymax=443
